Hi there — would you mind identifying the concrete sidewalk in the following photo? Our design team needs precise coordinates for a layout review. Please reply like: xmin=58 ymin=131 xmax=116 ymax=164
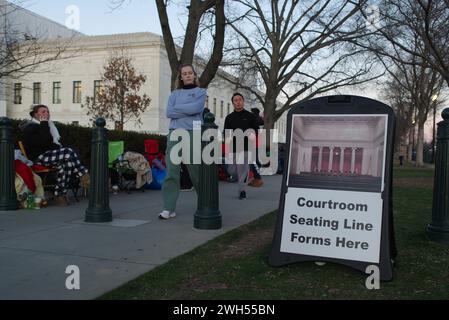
xmin=0 ymin=175 xmax=282 ymax=300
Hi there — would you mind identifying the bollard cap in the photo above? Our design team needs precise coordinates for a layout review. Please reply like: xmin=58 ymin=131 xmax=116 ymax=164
xmin=442 ymin=108 xmax=449 ymax=121
xmin=204 ymin=112 xmax=215 ymax=124
xmin=95 ymin=118 xmax=106 ymax=128
xmin=0 ymin=117 xmax=11 ymax=126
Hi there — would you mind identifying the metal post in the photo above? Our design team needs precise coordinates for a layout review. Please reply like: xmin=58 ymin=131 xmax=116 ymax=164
xmin=412 ymin=107 xmax=417 ymax=162
xmin=427 ymin=108 xmax=449 ymax=244
xmin=0 ymin=117 xmax=18 ymax=210
xmin=194 ymin=112 xmax=222 ymax=230
xmin=432 ymin=104 xmax=437 ymax=163
xmin=85 ymin=118 xmax=112 ymax=222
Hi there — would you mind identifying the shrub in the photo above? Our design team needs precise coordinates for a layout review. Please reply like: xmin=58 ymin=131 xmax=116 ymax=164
xmin=11 ymin=119 xmax=167 ymax=166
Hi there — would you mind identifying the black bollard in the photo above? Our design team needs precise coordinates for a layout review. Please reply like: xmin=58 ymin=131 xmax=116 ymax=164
xmin=194 ymin=112 xmax=222 ymax=230
xmin=85 ymin=118 xmax=112 ymax=222
xmin=0 ymin=117 xmax=18 ymax=211
xmin=427 ymin=108 xmax=449 ymax=244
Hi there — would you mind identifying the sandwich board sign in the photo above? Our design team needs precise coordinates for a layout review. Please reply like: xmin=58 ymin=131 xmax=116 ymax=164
xmin=269 ymin=95 xmax=396 ymax=281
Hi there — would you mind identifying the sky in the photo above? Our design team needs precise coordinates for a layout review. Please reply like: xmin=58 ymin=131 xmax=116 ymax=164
xmin=16 ymin=0 xmax=442 ymax=142
xmin=21 ymin=0 xmax=186 ymax=37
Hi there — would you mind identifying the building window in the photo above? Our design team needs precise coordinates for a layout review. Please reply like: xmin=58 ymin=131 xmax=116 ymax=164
xmin=94 ymin=80 xmax=104 ymax=103
xmin=53 ymin=82 xmax=61 ymax=104
xmin=73 ymin=81 xmax=82 ymax=103
xmin=33 ymin=82 xmax=41 ymax=104
xmin=14 ymin=83 xmax=22 ymax=104
xmin=227 ymin=103 xmax=230 ymax=115
xmin=213 ymin=98 xmax=217 ymax=115
xmin=220 ymin=100 xmax=224 ymax=118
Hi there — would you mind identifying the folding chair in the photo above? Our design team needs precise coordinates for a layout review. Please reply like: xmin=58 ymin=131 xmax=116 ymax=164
xmin=143 ymin=139 xmax=160 ymax=166
xmin=17 ymin=141 xmax=82 ymax=201
xmin=108 ymin=141 xmax=124 ymax=169
xmin=108 ymin=141 xmax=136 ymax=193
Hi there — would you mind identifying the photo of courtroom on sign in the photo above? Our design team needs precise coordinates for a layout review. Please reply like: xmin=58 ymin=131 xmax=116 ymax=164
xmin=287 ymin=115 xmax=387 ymax=193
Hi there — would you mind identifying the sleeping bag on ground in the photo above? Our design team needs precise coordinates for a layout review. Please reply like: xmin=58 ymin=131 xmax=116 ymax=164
xmin=145 ymin=166 xmax=166 ymax=189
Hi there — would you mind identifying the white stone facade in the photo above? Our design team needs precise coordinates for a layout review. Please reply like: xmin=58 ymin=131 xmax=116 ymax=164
xmin=6 ymin=32 xmax=285 ymax=137
xmin=1 ymin=0 xmax=82 ymax=116
xmin=2 ymin=1 xmax=287 ymax=141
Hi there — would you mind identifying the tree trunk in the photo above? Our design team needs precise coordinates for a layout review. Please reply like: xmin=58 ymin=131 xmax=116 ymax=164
xmin=179 ymin=3 xmax=201 ymax=66
xmin=407 ymin=127 xmax=413 ymax=161
xmin=262 ymin=90 xmax=278 ymax=129
xmin=155 ymin=0 xmax=180 ymax=91
xmin=198 ymin=0 xmax=225 ymax=88
xmin=119 ymin=86 xmax=125 ymax=131
xmin=416 ymin=122 xmax=425 ymax=167
xmin=262 ymin=94 xmax=278 ymax=151
xmin=156 ymin=0 xmax=224 ymax=90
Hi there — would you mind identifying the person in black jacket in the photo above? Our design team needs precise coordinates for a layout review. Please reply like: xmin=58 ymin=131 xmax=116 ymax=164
xmin=224 ymin=93 xmax=259 ymax=200
xmin=21 ymin=104 xmax=89 ymax=206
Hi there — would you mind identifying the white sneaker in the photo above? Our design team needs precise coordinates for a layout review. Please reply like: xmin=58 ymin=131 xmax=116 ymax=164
xmin=158 ymin=210 xmax=176 ymax=220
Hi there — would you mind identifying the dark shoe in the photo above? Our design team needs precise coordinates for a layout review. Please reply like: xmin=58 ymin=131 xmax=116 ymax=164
xmin=40 ymin=199 xmax=48 ymax=208
xmin=239 ymin=191 xmax=247 ymax=200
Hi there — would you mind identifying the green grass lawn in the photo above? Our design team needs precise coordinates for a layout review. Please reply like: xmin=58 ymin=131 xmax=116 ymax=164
xmin=393 ymin=165 xmax=435 ymax=178
xmin=100 ymin=166 xmax=449 ymax=300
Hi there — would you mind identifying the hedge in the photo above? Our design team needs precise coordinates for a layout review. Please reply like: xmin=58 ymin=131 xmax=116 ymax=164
xmin=10 ymin=119 xmax=167 ymax=167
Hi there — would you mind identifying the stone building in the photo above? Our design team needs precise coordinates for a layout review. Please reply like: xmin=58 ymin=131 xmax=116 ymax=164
xmin=2 ymin=1 xmax=287 ymax=141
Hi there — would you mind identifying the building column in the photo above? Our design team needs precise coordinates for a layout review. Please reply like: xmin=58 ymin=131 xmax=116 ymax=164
xmin=0 ymin=83 xmax=6 ymax=116
xmin=339 ymin=147 xmax=344 ymax=174
xmin=317 ymin=146 xmax=323 ymax=172
xmin=329 ymin=147 xmax=334 ymax=173
xmin=351 ymin=147 xmax=356 ymax=174
xmin=295 ymin=148 xmax=301 ymax=174
xmin=0 ymin=100 xmax=6 ymax=117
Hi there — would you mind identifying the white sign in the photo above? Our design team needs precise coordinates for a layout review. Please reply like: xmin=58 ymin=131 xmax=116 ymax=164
xmin=280 ymin=187 xmax=383 ymax=263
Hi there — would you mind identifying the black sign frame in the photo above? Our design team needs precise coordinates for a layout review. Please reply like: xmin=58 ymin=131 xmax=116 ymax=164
xmin=269 ymin=95 xmax=397 ymax=281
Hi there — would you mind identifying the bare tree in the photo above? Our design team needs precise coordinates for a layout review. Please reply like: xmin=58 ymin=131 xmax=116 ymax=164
xmin=384 ymin=78 xmax=411 ymax=138
xmin=355 ymin=1 xmax=447 ymax=166
xmin=0 ymin=0 xmax=76 ymax=82
xmin=155 ymin=0 xmax=225 ymax=89
xmin=82 ymin=51 xmax=151 ymax=131
xmin=223 ymin=0 xmax=381 ymax=130
xmin=109 ymin=1 xmax=225 ymax=89
xmin=359 ymin=0 xmax=449 ymax=87
xmin=382 ymin=71 xmax=415 ymax=161
xmin=381 ymin=54 xmax=444 ymax=166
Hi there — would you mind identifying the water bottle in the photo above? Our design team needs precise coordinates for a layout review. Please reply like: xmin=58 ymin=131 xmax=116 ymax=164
xmin=26 ymin=194 xmax=35 ymax=209
xmin=34 ymin=197 xmax=42 ymax=209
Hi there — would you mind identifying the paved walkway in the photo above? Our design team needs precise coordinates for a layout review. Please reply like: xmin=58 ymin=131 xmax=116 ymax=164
xmin=0 ymin=175 xmax=282 ymax=300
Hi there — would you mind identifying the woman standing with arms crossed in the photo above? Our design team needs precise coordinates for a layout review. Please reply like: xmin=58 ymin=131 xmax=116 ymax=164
xmin=159 ymin=64 xmax=206 ymax=219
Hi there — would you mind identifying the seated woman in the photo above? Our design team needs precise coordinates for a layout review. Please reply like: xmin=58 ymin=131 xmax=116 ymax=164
xmin=21 ymin=104 xmax=89 ymax=206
